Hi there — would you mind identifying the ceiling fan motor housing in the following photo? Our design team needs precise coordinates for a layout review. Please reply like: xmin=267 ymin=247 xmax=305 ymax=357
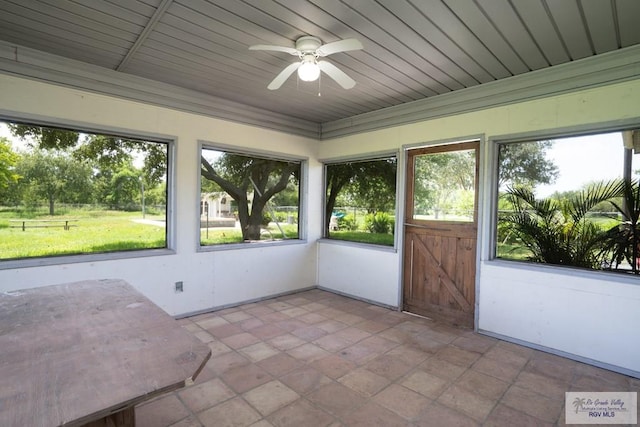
xmin=295 ymin=36 xmax=322 ymax=54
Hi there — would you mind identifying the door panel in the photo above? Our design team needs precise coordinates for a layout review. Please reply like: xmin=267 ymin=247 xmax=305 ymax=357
xmin=403 ymin=142 xmax=479 ymax=328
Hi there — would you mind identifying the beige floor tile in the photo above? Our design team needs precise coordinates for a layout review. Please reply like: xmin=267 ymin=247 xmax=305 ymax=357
xmin=137 ymin=290 xmax=636 ymax=427
xmin=483 ymin=403 xmax=553 ymax=427
xmin=455 ymin=370 xmax=509 ymax=400
xmin=340 ymin=401 xmax=408 ymax=427
xmin=267 ymin=333 xmax=306 ymax=351
xmin=221 ymin=332 xmax=261 ymax=349
xmin=250 ymin=324 xmax=286 ymax=340
xmin=207 ymin=351 xmax=250 ymax=375
xmin=223 ymin=311 xmax=254 ymax=323
xmin=279 ymin=366 xmax=333 ymax=395
xmin=168 ymin=415 xmax=203 ymax=427
xmin=313 ymin=333 xmax=353 ymax=352
xmin=310 ymin=354 xmax=358 ymax=379
xmin=471 ymin=355 xmax=522 ymax=382
xmin=197 ymin=397 xmax=261 ymax=427
xmin=286 ymin=342 xmax=330 ymax=362
xmin=243 ymin=380 xmax=299 ymax=416
xmin=179 ymin=378 xmax=235 ymax=413
xmin=257 ymin=352 xmax=304 ymax=377
xmin=208 ymin=339 xmax=233 ymax=358
xmin=437 ymin=384 xmax=497 ymax=422
xmin=136 ymin=394 xmax=191 ymax=427
xmin=420 ymin=357 xmax=467 ymax=381
xmin=402 ymin=370 xmax=450 ymax=399
xmin=239 ymin=342 xmax=280 ymax=362
xmin=500 ymin=385 xmax=563 ymax=423
xmin=221 ymin=363 xmax=272 ymax=394
xmin=435 ymin=345 xmax=482 ymax=367
xmin=268 ymin=398 xmax=335 ymax=427
xmin=291 ymin=325 xmax=328 ymax=341
xmin=308 ymin=382 xmax=367 ymax=418
xmin=338 ymin=368 xmax=390 ymax=396
xmin=373 ymin=384 xmax=431 ymax=420
xmin=413 ymin=402 xmax=480 ymax=427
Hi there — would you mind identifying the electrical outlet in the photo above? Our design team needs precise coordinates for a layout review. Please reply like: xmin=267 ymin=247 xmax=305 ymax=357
xmin=175 ymin=281 xmax=183 ymax=293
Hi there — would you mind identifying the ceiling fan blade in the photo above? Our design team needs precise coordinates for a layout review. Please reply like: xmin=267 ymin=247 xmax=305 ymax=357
xmin=318 ymin=61 xmax=356 ymax=89
xmin=249 ymin=44 xmax=299 ymax=56
xmin=267 ymin=62 xmax=301 ymax=90
xmin=316 ymin=39 xmax=363 ymax=56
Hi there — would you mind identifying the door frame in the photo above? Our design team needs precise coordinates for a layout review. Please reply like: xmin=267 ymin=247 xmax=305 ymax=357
xmin=398 ymin=136 xmax=486 ymax=331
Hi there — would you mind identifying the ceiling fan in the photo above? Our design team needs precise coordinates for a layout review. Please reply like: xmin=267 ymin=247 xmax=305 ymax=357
xmin=249 ymin=36 xmax=363 ymax=90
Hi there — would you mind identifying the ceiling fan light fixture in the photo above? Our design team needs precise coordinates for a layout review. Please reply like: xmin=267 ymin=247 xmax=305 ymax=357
xmin=298 ymin=55 xmax=320 ymax=82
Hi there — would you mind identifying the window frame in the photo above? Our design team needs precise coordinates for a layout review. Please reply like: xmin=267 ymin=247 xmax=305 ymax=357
xmin=489 ymin=121 xmax=640 ymax=279
xmin=197 ymin=141 xmax=308 ymax=252
xmin=0 ymin=116 xmax=176 ymax=270
xmin=321 ymin=152 xmax=399 ymax=251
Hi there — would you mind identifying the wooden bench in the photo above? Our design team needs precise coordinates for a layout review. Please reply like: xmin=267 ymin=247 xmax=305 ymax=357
xmin=10 ymin=219 xmax=78 ymax=231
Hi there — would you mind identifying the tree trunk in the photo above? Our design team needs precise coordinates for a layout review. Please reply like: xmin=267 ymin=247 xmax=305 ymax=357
xmin=49 ymin=196 xmax=55 ymax=215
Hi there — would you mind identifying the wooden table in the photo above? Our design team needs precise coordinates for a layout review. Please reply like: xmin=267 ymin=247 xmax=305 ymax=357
xmin=0 ymin=279 xmax=211 ymax=427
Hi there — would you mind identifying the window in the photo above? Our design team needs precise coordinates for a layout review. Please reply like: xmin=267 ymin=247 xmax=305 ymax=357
xmin=0 ymin=120 xmax=169 ymax=261
xmin=324 ymin=156 xmax=397 ymax=246
xmin=495 ymin=128 xmax=640 ymax=275
xmin=200 ymin=146 xmax=301 ymax=246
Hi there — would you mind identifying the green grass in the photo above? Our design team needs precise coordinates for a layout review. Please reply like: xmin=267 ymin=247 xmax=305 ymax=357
xmin=0 ymin=209 xmax=166 ymax=260
xmin=200 ymin=224 xmax=299 ymax=245
xmin=327 ymin=231 xmax=394 ymax=246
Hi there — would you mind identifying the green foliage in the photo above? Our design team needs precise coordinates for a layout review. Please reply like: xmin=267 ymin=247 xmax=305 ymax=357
xmin=413 ymin=150 xmax=475 ymax=217
xmin=201 ymin=150 xmax=299 ymax=241
xmin=598 ymin=179 xmax=640 ymax=273
xmin=498 ymin=140 xmax=559 ymax=187
xmin=337 ymin=213 xmax=357 ymax=231
xmin=14 ymin=150 xmax=93 ymax=215
xmin=325 ymin=157 xmax=397 ymax=233
xmin=0 ymin=137 xmax=20 ymax=189
xmin=363 ymin=212 xmax=393 ymax=234
xmin=499 ymin=180 xmax=624 ymax=269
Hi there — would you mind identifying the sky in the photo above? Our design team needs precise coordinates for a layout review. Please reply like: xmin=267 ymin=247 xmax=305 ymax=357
xmin=534 ymin=132 xmax=632 ymax=198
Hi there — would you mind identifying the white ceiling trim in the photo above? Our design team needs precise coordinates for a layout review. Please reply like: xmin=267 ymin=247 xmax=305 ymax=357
xmin=1 ymin=40 xmax=639 ymax=141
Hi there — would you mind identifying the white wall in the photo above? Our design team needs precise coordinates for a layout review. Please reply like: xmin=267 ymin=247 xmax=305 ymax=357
xmin=0 ymin=74 xmax=321 ymax=316
xmin=318 ymin=243 xmax=399 ymax=307
xmin=317 ymin=78 xmax=640 ymax=375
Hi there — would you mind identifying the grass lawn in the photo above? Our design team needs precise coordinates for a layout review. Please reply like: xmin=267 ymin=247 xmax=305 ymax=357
xmin=0 ymin=209 xmax=165 ymax=259
xmin=200 ymin=224 xmax=299 ymax=245
xmin=327 ymin=230 xmax=394 ymax=246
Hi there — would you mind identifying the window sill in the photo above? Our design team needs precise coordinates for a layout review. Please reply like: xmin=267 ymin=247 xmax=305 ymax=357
xmin=0 ymin=248 xmax=176 ymax=270
xmin=318 ymin=238 xmax=397 ymax=253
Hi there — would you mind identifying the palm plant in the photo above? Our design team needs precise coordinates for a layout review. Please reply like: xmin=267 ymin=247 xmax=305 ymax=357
xmin=500 ymin=180 xmax=624 ymax=269
xmin=598 ymin=178 xmax=640 ymax=274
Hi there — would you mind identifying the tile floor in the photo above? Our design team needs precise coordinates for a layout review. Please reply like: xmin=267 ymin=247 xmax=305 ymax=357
xmin=136 ymin=289 xmax=639 ymax=426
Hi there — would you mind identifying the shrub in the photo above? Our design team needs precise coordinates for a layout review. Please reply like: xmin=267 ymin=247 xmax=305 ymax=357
xmin=364 ymin=212 xmax=392 ymax=234
xmin=337 ymin=213 xmax=357 ymax=231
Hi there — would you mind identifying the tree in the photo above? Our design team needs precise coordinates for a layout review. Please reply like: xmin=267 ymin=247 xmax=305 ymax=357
xmin=325 ymin=158 xmax=397 ymax=232
xmin=499 ymin=180 xmax=624 ymax=269
xmin=498 ymin=141 xmax=558 ymax=188
xmin=0 ymin=137 xmax=20 ymax=189
xmin=15 ymin=150 xmax=93 ymax=215
xmin=413 ymin=150 xmax=475 ymax=218
xmin=106 ymin=164 xmax=142 ymax=210
xmin=8 ymin=124 xmax=166 ymax=187
xmin=201 ymin=153 xmax=299 ymax=240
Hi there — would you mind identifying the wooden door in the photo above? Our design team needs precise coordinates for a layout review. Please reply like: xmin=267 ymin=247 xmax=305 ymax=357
xmin=403 ymin=141 xmax=479 ymax=328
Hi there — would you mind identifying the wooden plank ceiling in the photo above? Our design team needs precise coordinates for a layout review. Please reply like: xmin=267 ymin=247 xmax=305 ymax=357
xmin=0 ymin=0 xmax=639 ymax=126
